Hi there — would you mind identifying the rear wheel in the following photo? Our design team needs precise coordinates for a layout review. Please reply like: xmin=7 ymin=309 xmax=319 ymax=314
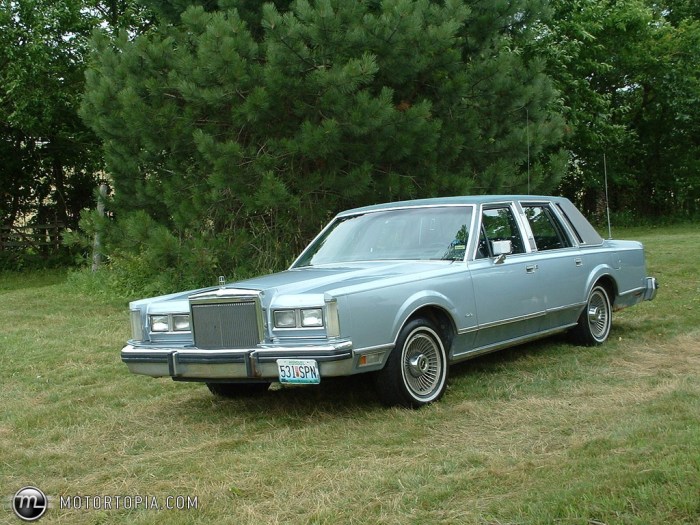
xmin=571 ymin=284 xmax=612 ymax=346
xmin=206 ymin=382 xmax=270 ymax=398
xmin=374 ymin=317 xmax=448 ymax=408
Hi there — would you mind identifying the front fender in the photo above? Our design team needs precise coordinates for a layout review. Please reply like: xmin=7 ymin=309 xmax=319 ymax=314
xmin=340 ymin=266 xmax=472 ymax=353
xmin=392 ymin=290 xmax=461 ymax=344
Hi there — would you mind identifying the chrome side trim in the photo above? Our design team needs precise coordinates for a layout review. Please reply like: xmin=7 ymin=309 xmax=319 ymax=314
xmin=476 ymin=310 xmax=546 ymax=331
xmin=545 ymin=301 xmax=586 ymax=314
xmin=618 ymin=285 xmax=646 ymax=298
xmin=451 ymin=324 xmax=578 ymax=362
xmin=457 ymin=304 xmax=581 ymax=335
xmin=353 ymin=343 xmax=394 ymax=354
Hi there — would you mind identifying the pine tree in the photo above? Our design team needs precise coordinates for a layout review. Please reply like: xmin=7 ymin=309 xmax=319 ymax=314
xmin=82 ymin=0 xmax=566 ymax=290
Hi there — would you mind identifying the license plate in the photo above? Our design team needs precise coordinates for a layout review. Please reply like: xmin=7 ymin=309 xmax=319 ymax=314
xmin=277 ymin=359 xmax=320 ymax=384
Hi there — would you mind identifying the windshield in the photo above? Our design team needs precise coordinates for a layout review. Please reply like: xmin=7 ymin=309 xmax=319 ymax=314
xmin=294 ymin=206 xmax=473 ymax=267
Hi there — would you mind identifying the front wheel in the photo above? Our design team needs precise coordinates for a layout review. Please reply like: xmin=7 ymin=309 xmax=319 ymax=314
xmin=374 ymin=318 xmax=448 ymax=408
xmin=570 ymin=284 xmax=612 ymax=346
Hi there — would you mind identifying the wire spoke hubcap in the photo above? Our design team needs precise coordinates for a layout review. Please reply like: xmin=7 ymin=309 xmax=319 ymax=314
xmin=403 ymin=332 xmax=443 ymax=396
xmin=587 ymin=290 xmax=610 ymax=339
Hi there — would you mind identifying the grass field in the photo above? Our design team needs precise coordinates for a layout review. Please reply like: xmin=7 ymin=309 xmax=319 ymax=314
xmin=1 ymin=225 xmax=699 ymax=524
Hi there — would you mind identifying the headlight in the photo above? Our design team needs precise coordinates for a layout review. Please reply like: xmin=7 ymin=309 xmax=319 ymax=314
xmin=150 ymin=315 xmax=169 ymax=332
xmin=172 ymin=314 xmax=191 ymax=331
xmin=149 ymin=314 xmax=191 ymax=332
xmin=274 ymin=310 xmax=297 ymax=329
xmin=273 ymin=308 xmax=325 ymax=329
xmin=300 ymin=308 xmax=323 ymax=327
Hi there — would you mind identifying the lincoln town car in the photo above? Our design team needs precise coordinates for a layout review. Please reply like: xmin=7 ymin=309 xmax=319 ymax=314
xmin=122 ymin=196 xmax=658 ymax=407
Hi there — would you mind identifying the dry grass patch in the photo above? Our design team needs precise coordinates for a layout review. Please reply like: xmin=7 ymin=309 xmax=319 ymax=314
xmin=1 ymin=226 xmax=699 ymax=524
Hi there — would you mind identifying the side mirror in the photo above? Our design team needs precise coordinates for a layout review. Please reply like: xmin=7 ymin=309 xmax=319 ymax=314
xmin=491 ymin=240 xmax=512 ymax=264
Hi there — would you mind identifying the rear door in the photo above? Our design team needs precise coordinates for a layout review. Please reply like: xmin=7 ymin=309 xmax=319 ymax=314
xmin=520 ymin=201 xmax=588 ymax=330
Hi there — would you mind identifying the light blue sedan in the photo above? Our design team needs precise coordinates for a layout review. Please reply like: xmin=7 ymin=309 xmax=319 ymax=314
xmin=122 ymin=196 xmax=658 ymax=408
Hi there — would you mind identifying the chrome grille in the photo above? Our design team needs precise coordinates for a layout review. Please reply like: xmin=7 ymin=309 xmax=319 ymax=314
xmin=191 ymin=301 xmax=262 ymax=350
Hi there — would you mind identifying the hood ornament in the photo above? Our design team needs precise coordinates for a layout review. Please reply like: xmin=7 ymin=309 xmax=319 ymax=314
xmin=218 ymin=275 xmax=226 ymax=288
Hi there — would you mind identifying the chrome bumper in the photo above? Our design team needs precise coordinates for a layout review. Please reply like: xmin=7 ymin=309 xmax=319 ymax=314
xmin=121 ymin=341 xmax=355 ymax=380
xmin=644 ymin=276 xmax=659 ymax=301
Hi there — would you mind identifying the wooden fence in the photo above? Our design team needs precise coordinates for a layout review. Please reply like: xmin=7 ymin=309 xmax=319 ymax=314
xmin=0 ymin=223 xmax=64 ymax=253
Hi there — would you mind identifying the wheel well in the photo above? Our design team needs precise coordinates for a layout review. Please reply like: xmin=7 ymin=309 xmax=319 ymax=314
xmin=595 ymin=275 xmax=617 ymax=304
xmin=406 ymin=306 xmax=455 ymax=351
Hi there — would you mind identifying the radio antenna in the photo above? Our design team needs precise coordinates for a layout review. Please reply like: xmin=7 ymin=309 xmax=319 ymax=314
xmin=526 ymin=108 xmax=531 ymax=195
xmin=603 ymin=153 xmax=612 ymax=239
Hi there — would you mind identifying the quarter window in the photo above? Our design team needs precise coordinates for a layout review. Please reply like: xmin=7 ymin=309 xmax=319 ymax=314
xmin=523 ymin=205 xmax=572 ymax=251
xmin=555 ymin=203 xmax=584 ymax=244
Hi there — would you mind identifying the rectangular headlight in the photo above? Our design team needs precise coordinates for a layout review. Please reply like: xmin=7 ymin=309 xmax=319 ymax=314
xmin=300 ymin=308 xmax=323 ymax=327
xmin=172 ymin=314 xmax=191 ymax=331
xmin=148 ymin=314 xmax=191 ymax=332
xmin=150 ymin=315 xmax=169 ymax=332
xmin=274 ymin=310 xmax=297 ymax=328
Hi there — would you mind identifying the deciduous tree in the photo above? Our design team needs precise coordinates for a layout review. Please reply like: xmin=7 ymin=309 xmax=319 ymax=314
xmin=538 ymin=0 xmax=700 ymax=219
xmin=1 ymin=0 xmax=99 ymax=236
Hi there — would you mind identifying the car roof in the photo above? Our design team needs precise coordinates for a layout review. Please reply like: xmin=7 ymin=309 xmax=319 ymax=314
xmin=338 ymin=195 xmax=567 ymax=216
xmin=338 ymin=195 xmax=604 ymax=247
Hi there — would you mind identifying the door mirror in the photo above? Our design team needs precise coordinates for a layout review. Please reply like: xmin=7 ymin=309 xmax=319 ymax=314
xmin=491 ymin=240 xmax=512 ymax=264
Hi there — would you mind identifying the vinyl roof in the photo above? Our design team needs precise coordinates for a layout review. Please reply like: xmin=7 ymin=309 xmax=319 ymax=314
xmin=338 ymin=195 xmax=604 ymax=246
xmin=340 ymin=195 xmax=565 ymax=215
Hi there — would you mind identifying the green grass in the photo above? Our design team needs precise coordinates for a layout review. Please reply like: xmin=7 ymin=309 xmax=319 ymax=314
xmin=1 ymin=225 xmax=699 ymax=524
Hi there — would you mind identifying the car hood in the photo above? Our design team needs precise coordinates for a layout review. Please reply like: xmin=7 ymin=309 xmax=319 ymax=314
xmin=133 ymin=261 xmax=460 ymax=313
xmin=235 ymin=261 xmax=456 ymax=299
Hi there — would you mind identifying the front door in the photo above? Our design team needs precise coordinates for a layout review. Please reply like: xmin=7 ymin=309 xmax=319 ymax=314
xmin=468 ymin=205 xmax=545 ymax=351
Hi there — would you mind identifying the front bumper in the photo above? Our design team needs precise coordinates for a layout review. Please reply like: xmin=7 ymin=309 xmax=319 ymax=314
xmin=121 ymin=340 xmax=355 ymax=380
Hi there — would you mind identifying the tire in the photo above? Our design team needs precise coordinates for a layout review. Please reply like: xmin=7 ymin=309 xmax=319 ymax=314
xmin=571 ymin=284 xmax=612 ymax=346
xmin=206 ymin=382 xmax=270 ymax=398
xmin=374 ymin=317 xmax=448 ymax=408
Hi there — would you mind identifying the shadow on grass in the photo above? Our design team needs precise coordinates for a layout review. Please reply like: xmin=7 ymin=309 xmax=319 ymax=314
xmin=156 ymin=330 xmax=629 ymax=422
xmin=163 ymin=374 xmax=384 ymax=427
xmin=164 ymin=341 xmax=569 ymax=422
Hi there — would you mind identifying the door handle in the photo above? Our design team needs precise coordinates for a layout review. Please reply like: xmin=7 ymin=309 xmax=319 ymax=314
xmin=575 ymin=258 xmax=583 ymax=267
xmin=526 ymin=264 xmax=538 ymax=273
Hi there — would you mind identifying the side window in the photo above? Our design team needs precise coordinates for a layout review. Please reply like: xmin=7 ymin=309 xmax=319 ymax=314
xmin=523 ymin=205 xmax=572 ymax=251
xmin=555 ymin=203 xmax=584 ymax=244
xmin=476 ymin=207 xmax=525 ymax=259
